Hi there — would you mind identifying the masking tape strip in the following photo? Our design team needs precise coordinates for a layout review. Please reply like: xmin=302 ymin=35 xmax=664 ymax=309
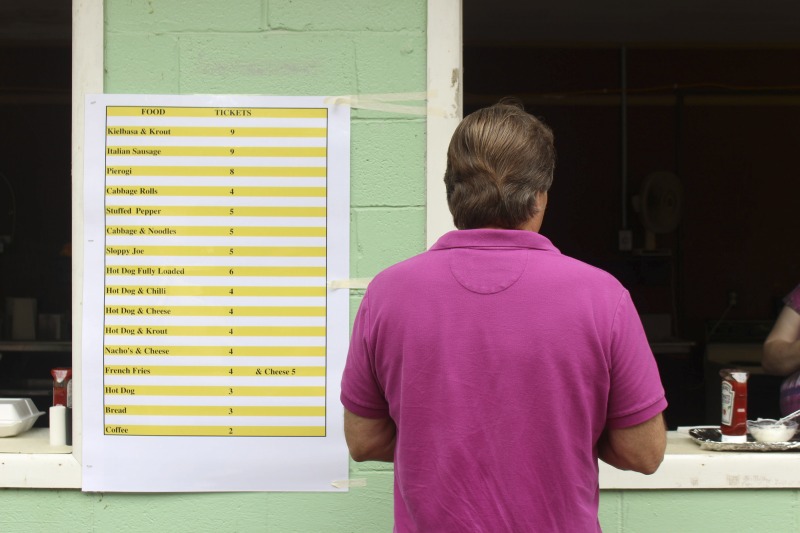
xmin=331 ymin=478 xmax=368 ymax=489
xmin=348 ymin=92 xmax=430 ymax=101
xmin=325 ymin=92 xmax=440 ymax=116
xmin=328 ymin=278 xmax=373 ymax=290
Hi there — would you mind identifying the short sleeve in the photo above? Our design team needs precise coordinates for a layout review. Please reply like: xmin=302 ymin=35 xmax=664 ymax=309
xmin=605 ymin=291 xmax=668 ymax=429
xmin=780 ymin=370 xmax=800 ymax=417
xmin=340 ymin=291 xmax=391 ymax=419
xmin=784 ymin=284 xmax=800 ymax=314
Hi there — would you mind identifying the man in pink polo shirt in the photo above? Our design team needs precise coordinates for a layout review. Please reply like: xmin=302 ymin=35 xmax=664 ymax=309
xmin=341 ymin=99 xmax=667 ymax=532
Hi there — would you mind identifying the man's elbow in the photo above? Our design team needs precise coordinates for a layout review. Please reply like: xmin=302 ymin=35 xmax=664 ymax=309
xmin=606 ymin=419 xmax=667 ymax=475
xmin=635 ymin=453 xmax=665 ymax=475
xmin=343 ymin=410 xmax=396 ymax=462
xmin=611 ymin=447 xmax=665 ymax=475
xmin=347 ymin=443 xmax=372 ymax=463
xmin=633 ymin=433 xmax=667 ymax=475
xmin=347 ymin=440 xmax=395 ymax=463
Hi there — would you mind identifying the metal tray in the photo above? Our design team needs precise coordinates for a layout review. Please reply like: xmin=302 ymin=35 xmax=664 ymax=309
xmin=688 ymin=427 xmax=800 ymax=452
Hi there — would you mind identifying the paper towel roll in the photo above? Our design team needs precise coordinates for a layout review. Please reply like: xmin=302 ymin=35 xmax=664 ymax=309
xmin=49 ymin=405 xmax=66 ymax=446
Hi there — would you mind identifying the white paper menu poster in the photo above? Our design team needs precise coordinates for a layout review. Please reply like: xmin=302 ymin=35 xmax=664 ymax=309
xmin=81 ymin=94 xmax=350 ymax=492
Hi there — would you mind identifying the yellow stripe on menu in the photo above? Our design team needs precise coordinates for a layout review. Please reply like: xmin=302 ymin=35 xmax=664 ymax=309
xmin=104 ymin=305 xmax=326 ymax=316
xmin=106 ymin=226 xmax=326 ymax=237
xmin=104 ymin=246 xmax=326 ymax=257
xmin=103 ymin=345 xmax=326 ymax=357
xmin=104 ymin=325 xmax=325 ymax=336
xmin=103 ymin=385 xmax=325 ymax=396
xmin=105 ymin=266 xmax=326 ymax=276
xmin=106 ymin=146 xmax=327 ymax=157
xmin=106 ymin=126 xmax=326 ymax=137
xmin=106 ymin=107 xmax=328 ymax=118
xmin=106 ymin=186 xmax=326 ymax=197
xmin=104 ymin=405 xmax=325 ymax=416
xmin=104 ymin=286 xmax=325 ymax=297
xmin=104 ymin=365 xmax=325 ymax=376
xmin=106 ymin=186 xmax=327 ymax=198
xmin=105 ymin=206 xmax=327 ymax=217
xmin=104 ymin=425 xmax=326 ymax=436
xmin=106 ymin=166 xmax=325 ymax=177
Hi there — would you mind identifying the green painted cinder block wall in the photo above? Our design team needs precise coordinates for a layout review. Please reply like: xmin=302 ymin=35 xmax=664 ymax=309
xmin=3 ymin=1 xmax=800 ymax=531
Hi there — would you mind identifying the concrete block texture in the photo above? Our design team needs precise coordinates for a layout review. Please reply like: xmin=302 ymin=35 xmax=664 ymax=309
xmin=105 ymin=0 xmax=264 ymax=32
xmin=351 ymin=119 xmax=426 ymax=208
xmin=268 ymin=0 xmax=426 ymax=32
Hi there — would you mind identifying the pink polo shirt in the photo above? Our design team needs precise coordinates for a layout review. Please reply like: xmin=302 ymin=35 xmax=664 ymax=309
xmin=341 ymin=229 xmax=666 ymax=532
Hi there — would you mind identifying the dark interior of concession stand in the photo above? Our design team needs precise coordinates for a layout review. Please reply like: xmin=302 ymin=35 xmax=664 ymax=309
xmin=463 ymin=1 xmax=800 ymax=427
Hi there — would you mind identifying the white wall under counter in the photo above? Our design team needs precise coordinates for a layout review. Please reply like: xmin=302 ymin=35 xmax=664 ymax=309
xmin=600 ymin=429 xmax=800 ymax=489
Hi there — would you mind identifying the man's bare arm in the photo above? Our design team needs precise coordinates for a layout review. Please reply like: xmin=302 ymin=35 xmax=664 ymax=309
xmin=763 ymin=306 xmax=800 ymax=376
xmin=597 ymin=413 xmax=666 ymax=475
xmin=343 ymin=409 xmax=396 ymax=462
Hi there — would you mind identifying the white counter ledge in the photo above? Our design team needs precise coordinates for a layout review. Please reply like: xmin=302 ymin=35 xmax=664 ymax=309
xmin=0 ymin=428 xmax=80 ymax=489
xmin=600 ymin=429 xmax=800 ymax=489
xmin=4 ymin=429 xmax=800 ymax=490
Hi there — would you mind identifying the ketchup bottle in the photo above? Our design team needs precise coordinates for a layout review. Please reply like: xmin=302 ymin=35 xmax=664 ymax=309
xmin=720 ymin=369 xmax=748 ymax=442
xmin=51 ymin=367 xmax=72 ymax=406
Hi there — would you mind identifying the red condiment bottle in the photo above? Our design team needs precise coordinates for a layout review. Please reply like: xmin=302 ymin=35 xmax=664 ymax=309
xmin=720 ymin=369 xmax=748 ymax=442
xmin=51 ymin=367 xmax=72 ymax=407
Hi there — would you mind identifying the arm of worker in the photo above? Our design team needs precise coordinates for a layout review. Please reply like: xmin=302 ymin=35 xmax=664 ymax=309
xmin=597 ymin=412 xmax=666 ymax=475
xmin=762 ymin=306 xmax=800 ymax=376
xmin=343 ymin=409 xmax=396 ymax=462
